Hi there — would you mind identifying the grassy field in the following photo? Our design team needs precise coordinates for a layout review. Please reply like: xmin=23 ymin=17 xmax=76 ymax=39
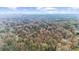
xmin=74 ymin=48 xmax=79 ymax=51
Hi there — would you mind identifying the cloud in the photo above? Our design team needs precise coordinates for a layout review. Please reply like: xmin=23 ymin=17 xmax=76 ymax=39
xmin=36 ymin=7 xmax=59 ymax=14
xmin=36 ymin=7 xmax=56 ymax=11
xmin=46 ymin=10 xmax=68 ymax=14
xmin=46 ymin=10 xmax=58 ymax=14
xmin=70 ymin=7 xmax=79 ymax=10
xmin=36 ymin=7 xmax=66 ymax=14
xmin=7 ymin=7 xmax=17 ymax=10
xmin=1 ymin=7 xmax=79 ymax=14
xmin=36 ymin=7 xmax=79 ymax=14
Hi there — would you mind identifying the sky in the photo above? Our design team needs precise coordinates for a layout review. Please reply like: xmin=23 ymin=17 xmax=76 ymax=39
xmin=0 ymin=0 xmax=79 ymax=14
xmin=0 ymin=0 xmax=79 ymax=7
xmin=0 ymin=7 xmax=79 ymax=14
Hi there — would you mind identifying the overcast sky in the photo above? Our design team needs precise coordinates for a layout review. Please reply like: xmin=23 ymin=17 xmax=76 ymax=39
xmin=0 ymin=0 xmax=79 ymax=7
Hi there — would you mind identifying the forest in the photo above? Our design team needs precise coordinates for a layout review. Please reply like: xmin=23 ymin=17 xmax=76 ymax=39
xmin=0 ymin=15 xmax=79 ymax=51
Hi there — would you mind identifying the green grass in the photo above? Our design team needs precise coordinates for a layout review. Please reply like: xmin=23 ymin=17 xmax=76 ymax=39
xmin=74 ymin=48 xmax=79 ymax=51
